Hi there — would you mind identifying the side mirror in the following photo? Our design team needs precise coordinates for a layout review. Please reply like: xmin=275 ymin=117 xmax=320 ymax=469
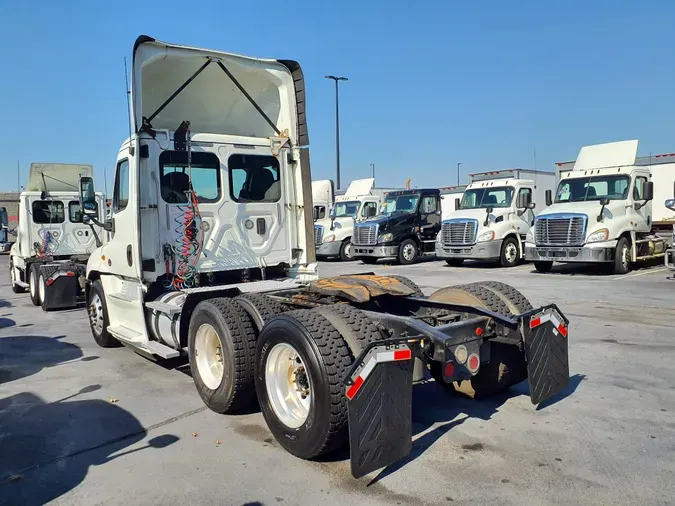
xmin=367 ymin=206 xmax=377 ymax=218
xmin=483 ymin=206 xmax=493 ymax=227
xmin=527 ymin=202 xmax=536 ymax=210
xmin=545 ymin=189 xmax=552 ymax=207
xmin=454 ymin=197 xmax=460 ymax=210
xmin=643 ymin=181 xmax=654 ymax=201
xmin=312 ymin=206 xmax=319 ymax=222
xmin=79 ymin=177 xmax=98 ymax=216
xmin=666 ymin=199 xmax=675 ymax=212
xmin=517 ymin=192 xmax=532 ymax=209
xmin=600 ymin=197 xmax=610 ymax=206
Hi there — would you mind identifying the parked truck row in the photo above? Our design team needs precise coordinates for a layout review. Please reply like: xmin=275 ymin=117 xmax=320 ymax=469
xmin=2 ymin=35 xmax=571 ymax=480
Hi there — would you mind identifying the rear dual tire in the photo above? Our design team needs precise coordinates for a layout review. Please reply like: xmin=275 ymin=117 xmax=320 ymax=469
xmin=29 ymin=265 xmax=41 ymax=306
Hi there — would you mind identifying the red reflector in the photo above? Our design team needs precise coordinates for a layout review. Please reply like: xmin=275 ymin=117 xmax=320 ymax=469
xmin=558 ymin=324 xmax=568 ymax=337
xmin=444 ymin=361 xmax=455 ymax=378
xmin=467 ymin=354 xmax=480 ymax=373
xmin=346 ymin=376 xmax=364 ymax=400
xmin=530 ymin=317 xmax=541 ymax=329
xmin=475 ymin=327 xmax=483 ymax=336
xmin=66 ymin=271 xmax=76 ymax=277
xmin=46 ymin=279 xmax=55 ymax=286
xmin=393 ymin=349 xmax=411 ymax=361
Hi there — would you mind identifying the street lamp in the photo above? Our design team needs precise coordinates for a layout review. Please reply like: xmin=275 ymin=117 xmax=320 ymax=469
xmin=325 ymin=75 xmax=348 ymax=189
xmin=370 ymin=163 xmax=375 ymax=179
xmin=457 ymin=162 xmax=462 ymax=186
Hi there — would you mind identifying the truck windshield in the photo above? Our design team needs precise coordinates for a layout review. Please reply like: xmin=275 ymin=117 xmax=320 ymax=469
xmin=332 ymin=201 xmax=360 ymax=218
xmin=380 ymin=195 xmax=420 ymax=215
xmin=460 ymin=187 xmax=514 ymax=209
xmin=555 ymin=175 xmax=630 ymax=203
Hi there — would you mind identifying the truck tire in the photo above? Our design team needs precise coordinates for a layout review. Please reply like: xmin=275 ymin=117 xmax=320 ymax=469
xmin=534 ymin=261 xmax=553 ymax=273
xmin=398 ymin=239 xmax=418 ymax=265
xmin=29 ymin=264 xmax=41 ymax=306
xmin=339 ymin=239 xmax=354 ymax=261
xmin=445 ymin=258 xmax=464 ymax=267
xmin=386 ymin=275 xmax=424 ymax=297
xmin=39 ymin=273 xmax=49 ymax=312
xmin=499 ymin=236 xmax=520 ymax=267
xmin=476 ymin=281 xmax=533 ymax=314
xmin=234 ymin=293 xmax=289 ymax=333
xmin=188 ymin=298 xmax=257 ymax=414
xmin=87 ymin=280 xmax=120 ymax=348
xmin=9 ymin=262 xmax=25 ymax=293
xmin=255 ymin=307 xmax=381 ymax=459
xmin=614 ymin=236 xmax=631 ymax=274
xmin=427 ymin=284 xmax=526 ymax=398
xmin=359 ymin=257 xmax=378 ymax=265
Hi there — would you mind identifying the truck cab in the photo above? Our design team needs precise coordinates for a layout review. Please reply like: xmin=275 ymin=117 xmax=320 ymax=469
xmin=314 ymin=178 xmax=382 ymax=261
xmin=352 ymin=188 xmax=441 ymax=264
xmin=0 ymin=207 xmax=10 ymax=253
xmin=436 ymin=170 xmax=555 ymax=267
xmin=524 ymin=140 xmax=667 ymax=274
xmin=311 ymin=179 xmax=333 ymax=225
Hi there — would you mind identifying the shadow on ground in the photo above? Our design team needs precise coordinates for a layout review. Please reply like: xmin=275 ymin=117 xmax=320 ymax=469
xmin=0 ymin=388 xmax=178 ymax=505
xmin=0 ymin=335 xmax=82 ymax=384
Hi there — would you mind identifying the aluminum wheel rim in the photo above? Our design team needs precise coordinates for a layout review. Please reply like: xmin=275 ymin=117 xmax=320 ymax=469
xmin=344 ymin=242 xmax=353 ymax=259
xmin=621 ymin=244 xmax=630 ymax=268
xmin=9 ymin=266 xmax=15 ymax=287
xmin=403 ymin=244 xmax=416 ymax=261
xmin=29 ymin=271 xmax=36 ymax=297
xmin=89 ymin=293 xmax=104 ymax=336
xmin=194 ymin=323 xmax=224 ymax=390
xmin=265 ymin=343 xmax=311 ymax=429
xmin=39 ymin=275 xmax=46 ymax=304
xmin=505 ymin=243 xmax=518 ymax=264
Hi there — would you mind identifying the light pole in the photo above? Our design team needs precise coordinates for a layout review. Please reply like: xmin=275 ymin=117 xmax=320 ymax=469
xmin=325 ymin=75 xmax=348 ymax=189
xmin=370 ymin=163 xmax=375 ymax=179
xmin=457 ymin=162 xmax=462 ymax=186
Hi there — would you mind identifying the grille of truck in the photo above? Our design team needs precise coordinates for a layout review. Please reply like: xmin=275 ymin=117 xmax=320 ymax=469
xmin=535 ymin=214 xmax=587 ymax=246
xmin=353 ymin=224 xmax=379 ymax=245
xmin=442 ymin=219 xmax=478 ymax=246
xmin=314 ymin=225 xmax=324 ymax=245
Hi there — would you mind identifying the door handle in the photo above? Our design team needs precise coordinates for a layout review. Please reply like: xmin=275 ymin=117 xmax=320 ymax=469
xmin=256 ymin=218 xmax=266 ymax=235
xmin=126 ymin=245 xmax=133 ymax=266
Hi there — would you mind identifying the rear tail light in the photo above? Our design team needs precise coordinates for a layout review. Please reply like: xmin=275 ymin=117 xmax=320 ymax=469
xmin=467 ymin=353 xmax=480 ymax=374
xmin=454 ymin=345 xmax=468 ymax=364
xmin=444 ymin=361 xmax=455 ymax=378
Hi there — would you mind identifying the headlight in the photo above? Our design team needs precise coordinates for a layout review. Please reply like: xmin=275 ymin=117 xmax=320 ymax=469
xmin=378 ymin=232 xmax=393 ymax=243
xmin=526 ymin=228 xmax=534 ymax=243
xmin=586 ymin=228 xmax=609 ymax=243
xmin=436 ymin=231 xmax=442 ymax=243
xmin=324 ymin=234 xmax=336 ymax=243
xmin=476 ymin=230 xmax=495 ymax=242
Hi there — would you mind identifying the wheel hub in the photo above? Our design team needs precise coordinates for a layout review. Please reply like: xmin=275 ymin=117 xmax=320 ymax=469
xmin=265 ymin=343 xmax=311 ymax=429
xmin=505 ymin=243 xmax=518 ymax=263
xmin=89 ymin=293 xmax=104 ymax=335
xmin=403 ymin=244 xmax=415 ymax=261
xmin=194 ymin=323 xmax=225 ymax=390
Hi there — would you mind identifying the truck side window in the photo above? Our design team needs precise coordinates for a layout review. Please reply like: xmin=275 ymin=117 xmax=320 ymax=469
xmin=361 ymin=202 xmax=377 ymax=217
xmin=634 ymin=176 xmax=647 ymax=200
xmin=421 ymin=196 xmax=437 ymax=213
xmin=113 ymin=159 xmax=130 ymax=212
xmin=228 ymin=154 xmax=281 ymax=203
xmin=32 ymin=201 xmax=65 ymax=224
xmin=159 ymin=151 xmax=221 ymax=204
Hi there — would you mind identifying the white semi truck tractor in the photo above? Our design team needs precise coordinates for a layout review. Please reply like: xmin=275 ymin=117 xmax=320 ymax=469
xmin=311 ymin=179 xmax=334 ymax=222
xmin=8 ymin=163 xmax=106 ymax=310
xmin=81 ymin=35 xmax=572 ymax=479
xmin=525 ymin=140 xmax=675 ymax=274
xmin=436 ymin=169 xmax=556 ymax=267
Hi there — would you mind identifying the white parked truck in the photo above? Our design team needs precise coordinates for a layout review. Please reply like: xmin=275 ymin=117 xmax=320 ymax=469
xmin=436 ymin=169 xmax=556 ymax=267
xmin=8 ymin=163 xmax=106 ymax=310
xmin=314 ymin=178 xmax=397 ymax=261
xmin=525 ymin=140 xmax=675 ymax=274
xmin=311 ymin=179 xmax=334 ymax=222
xmin=0 ymin=207 xmax=11 ymax=253
xmin=81 ymin=35 xmax=572 ymax=479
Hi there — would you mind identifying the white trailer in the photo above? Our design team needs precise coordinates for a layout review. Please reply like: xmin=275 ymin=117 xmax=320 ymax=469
xmin=79 ymin=34 xmax=572 ymax=480
xmin=314 ymin=178 xmax=402 ymax=260
xmin=525 ymin=140 xmax=675 ymax=274
xmin=436 ymin=169 xmax=556 ymax=267
xmin=8 ymin=163 xmax=106 ymax=309
xmin=439 ymin=185 xmax=467 ymax=220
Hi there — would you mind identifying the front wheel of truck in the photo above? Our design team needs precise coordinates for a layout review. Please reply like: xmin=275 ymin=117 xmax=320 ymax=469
xmin=534 ymin=261 xmax=553 ymax=273
xmin=613 ymin=236 xmax=631 ymax=274
xmin=9 ymin=262 xmax=25 ymax=293
xmin=88 ymin=280 xmax=120 ymax=348
xmin=398 ymin=239 xmax=418 ymax=265
xmin=500 ymin=236 xmax=520 ymax=267
xmin=339 ymin=239 xmax=354 ymax=261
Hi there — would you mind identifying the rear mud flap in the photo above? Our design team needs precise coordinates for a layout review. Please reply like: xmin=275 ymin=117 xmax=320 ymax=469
xmin=346 ymin=344 xmax=414 ymax=478
xmin=523 ymin=307 xmax=570 ymax=405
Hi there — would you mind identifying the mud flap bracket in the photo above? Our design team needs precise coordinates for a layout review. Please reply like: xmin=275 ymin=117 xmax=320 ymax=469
xmin=346 ymin=343 xmax=414 ymax=478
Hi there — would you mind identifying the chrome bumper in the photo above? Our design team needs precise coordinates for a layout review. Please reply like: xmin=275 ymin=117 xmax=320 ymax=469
xmin=316 ymin=241 xmax=342 ymax=257
xmin=352 ymin=245 xmax=398 ymax=258
xmin=524 ymin=241 xmax=615 ymax=263
xmin=435 ymin=239 xmax=503 ymax=260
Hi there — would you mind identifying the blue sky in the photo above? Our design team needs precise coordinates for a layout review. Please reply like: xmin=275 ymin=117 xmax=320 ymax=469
xmin=1 ymin=1 xmax=674 ymax=193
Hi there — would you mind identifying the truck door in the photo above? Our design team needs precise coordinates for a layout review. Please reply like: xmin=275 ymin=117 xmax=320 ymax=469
xmin=631 ymin=175 xmax=651 ymax=231
xmin=516 ymin=186 xmax=535 ymax=236
xmin=419 ymin=194 xmax=441 ymax=248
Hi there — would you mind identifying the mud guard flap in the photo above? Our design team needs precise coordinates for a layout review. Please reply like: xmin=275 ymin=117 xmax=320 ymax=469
xmin=346 ymin=344 xmax=414 ymax=478
xmin=523 ymin=307 xmax=570 ymax=405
